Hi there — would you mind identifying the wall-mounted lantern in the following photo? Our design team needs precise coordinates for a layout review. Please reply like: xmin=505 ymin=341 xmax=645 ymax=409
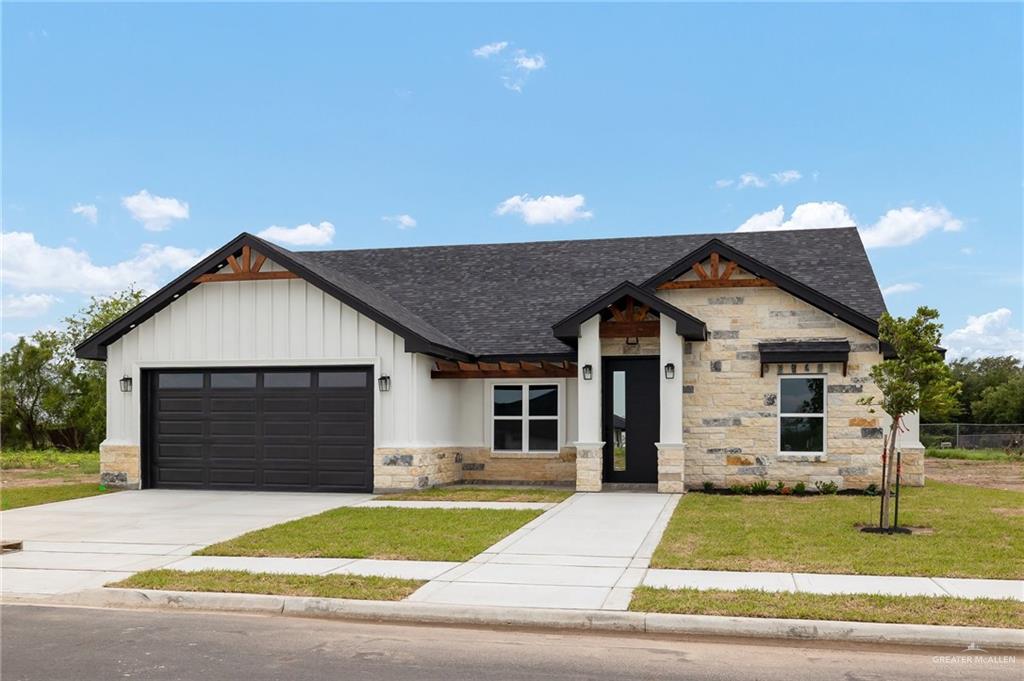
xmin=582 ymin=364 xmax=593 ymax=381
xmin=664 ymin=363 xmax=675 ymax=380
xmin=119 ymin=375 xmax=133 ymax=393
xmin=377 ymin=375 xmax=392 ymax=392
xmin=625 ymin=336 xmax=640 ymax=345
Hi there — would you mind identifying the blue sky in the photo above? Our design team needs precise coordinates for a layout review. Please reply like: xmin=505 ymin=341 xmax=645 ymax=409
xmin=3 ymin=3 xmax=1022 ymax=359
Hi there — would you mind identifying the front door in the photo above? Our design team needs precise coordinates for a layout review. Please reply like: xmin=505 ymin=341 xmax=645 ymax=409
xmin=602 ymin=357 xmax=659 ymax=483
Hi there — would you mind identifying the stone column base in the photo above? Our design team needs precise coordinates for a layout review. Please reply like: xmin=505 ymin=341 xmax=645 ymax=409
xmin=899 ymin=448 xmax=925 ymax=487
xmin=574 ymin=442 xmax=604 ymax=492
xmin=99 ymin=442 xmax=141 ymax=489
xmin=656 ymin=442 xmax=686 ymax=493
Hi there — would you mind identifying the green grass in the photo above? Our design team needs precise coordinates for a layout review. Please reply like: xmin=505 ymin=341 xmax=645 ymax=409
xmin=196 ymin=507 xmax=543 ymax=562
xmin=651 ymin=482 xmax=1023 ymax=578
xmin=110 ymin=569 xmax=423 ymax=600
xmin=377 ymin=486 xmax=572 ymax=503
xmin=1 ymin=449 xmax=100 ymax=473
xmin=925 ymin=447 xmax=1013 ymax=461
xmin=630 ymin=587 xmax=1024 ymax=629
xmin=1 ymin=482 xmax=116 ymax=510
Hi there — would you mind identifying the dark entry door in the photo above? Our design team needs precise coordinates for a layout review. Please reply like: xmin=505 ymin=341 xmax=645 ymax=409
xmin=145 ymin=367 xmax=373 ymax=492
xmin=602 ymin=357 xmax=660 ymax=483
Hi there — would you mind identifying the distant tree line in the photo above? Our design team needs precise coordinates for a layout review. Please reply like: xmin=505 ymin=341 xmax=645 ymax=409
xmin=1 ymin=288 xmax=144 ymax=450
xmin=921 ymin=356 xmax=1024 ymax=424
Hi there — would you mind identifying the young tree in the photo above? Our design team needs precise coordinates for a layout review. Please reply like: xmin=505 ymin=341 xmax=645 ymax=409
xmin=859 ymin=307 xmax=960 ymax=531
xmin=0 ymin=333 xmax=65 ymax=448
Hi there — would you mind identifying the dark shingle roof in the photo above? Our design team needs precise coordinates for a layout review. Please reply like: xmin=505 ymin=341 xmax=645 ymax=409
xmin=296 ymin=227 xmax=885 ymax=357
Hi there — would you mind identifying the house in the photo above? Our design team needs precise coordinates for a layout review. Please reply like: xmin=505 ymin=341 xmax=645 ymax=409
xmin=76 ymin=227 xmax=926 ymax=494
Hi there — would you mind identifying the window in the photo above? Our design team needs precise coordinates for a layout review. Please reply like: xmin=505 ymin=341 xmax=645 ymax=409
xmin=263 ymin=371 xmax=311 ymax=388
xmin=779 ymin=376 xmax=825 ymax=453
xmin=158 ymin=373 xmax=203 ymax=389
xmin=492 ymin=384 xmax=559 ymax=452
xmin=319 ymin=371 xmax=367 ymax=388
xmin=210 ymin=372 xmax=257 ymax=389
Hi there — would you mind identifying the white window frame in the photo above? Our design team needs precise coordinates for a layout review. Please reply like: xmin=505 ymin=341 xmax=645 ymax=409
xmin=490 ymin=382 xmax=561 ymax=454
xmin=777 ymin=374 xmax=827 ymax=456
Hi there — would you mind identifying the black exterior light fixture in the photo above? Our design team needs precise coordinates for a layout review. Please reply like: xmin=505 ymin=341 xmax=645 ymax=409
xmin=582 ymin=364 xmax=593 ymax=381
xmin=625 ymin=336 xmax=640 ymax=345
xmin=119 ymin=375 xmax=133 ymax=393
xmin=377 ymin=374 xmax=391 ymax=392
xmin=664 ymin=363 xmax=675 ymax=380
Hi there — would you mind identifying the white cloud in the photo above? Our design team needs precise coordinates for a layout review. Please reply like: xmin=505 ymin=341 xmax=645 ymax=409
xmin=960 ymin=246 xmax=974 ymax=255
xmin=2 ymin=293 xmax=60 ymax=318
xmin=496 ymin=194 xmax=593 ymax=225
xmin=121 ymin=190 xmax=190 ymax=231
xmin=945 ymin=308 xmax=1024 ymax=361
xmin=382 ymin=214 xmax=417 ymax=230
xmin=473 ymin=41 xmax=508 ymax=58
xmin=738 ymin=173 xmax=767 ymax=189
xmin=771 ymin=170 xmax=802 ymax=185
xmin=736 ymin=201 xmax=854 ymax=233
xmin=860 ymin=206 xmax=962 ymax=248
xmin=256 ymin=221 xmax=335 ymax=247
xmin=716 ymin=170 xmax=802 ymax=190
xmin=513 ymin=51 xmax=546 ymax=71
xmin=880 ymin=283 xmax=921 ymax=297
xmin=71 ymin=203 xmax=98 ymax=224
xmin=0 ymin=231 xmax=205 ymax=295
xmin=735 ymin=201 xmax=962 ymax=248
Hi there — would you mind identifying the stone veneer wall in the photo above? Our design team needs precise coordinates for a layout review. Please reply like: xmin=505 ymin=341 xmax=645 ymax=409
xmin=374 ymin=446 xmax=577 ymax=492
xmin=660 ymin=285 xmax=919 ymax=491
xmin=99 ymin=443 xmax=141 ymax=489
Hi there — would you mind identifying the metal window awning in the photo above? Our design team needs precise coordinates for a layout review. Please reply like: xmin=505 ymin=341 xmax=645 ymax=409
xmin=758 ymin=340 xmax=851 ymax=377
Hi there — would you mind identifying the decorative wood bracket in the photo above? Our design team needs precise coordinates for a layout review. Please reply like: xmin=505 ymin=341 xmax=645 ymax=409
xmin=599 ymin=296 xmax=659 ymax=338
xmin=432 ymin=359 xmax=577 ymax=379
xmin=657 ymin=251 xmax=773 ymax=290
xmin=193 ymin=245 xmax=299 ymax=283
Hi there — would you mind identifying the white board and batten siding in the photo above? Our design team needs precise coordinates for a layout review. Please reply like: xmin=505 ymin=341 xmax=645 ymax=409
xmin=105 ymin=265 xmax=431 ymax=449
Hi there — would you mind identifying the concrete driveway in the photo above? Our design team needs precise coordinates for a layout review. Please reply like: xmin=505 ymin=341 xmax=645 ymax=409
xmin=1 ymin=489 xmax=371 ymax=597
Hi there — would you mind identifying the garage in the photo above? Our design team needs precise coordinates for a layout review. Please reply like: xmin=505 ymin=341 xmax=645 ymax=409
xmin=144 ymin=367 xmax=373 ymax=492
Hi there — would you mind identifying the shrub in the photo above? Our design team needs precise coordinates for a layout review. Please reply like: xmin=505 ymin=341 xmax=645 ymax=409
xmin=793 ymin=481 xmax=807 ymax=495
xmin=775 ymin=481 xmax=785 ymax=494
xmin=864 ymin=483 xmax=879 ymax=496
xmin=815 ymin=480 xmax=839 ymax=495
xmin=729 ymin=484 xmax=751 ymax=495
xmin=702 ymin=481 xmax=714 ymax=492
xmin=750 ymin=480 xmax=772 ymax=495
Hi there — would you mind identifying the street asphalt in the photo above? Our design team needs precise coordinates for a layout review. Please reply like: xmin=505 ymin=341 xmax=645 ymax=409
xmin=3 ymin=604 xmax=1020 ymax=680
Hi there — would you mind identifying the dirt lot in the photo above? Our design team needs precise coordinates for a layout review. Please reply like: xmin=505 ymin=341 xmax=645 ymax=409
xmin=925 ymin=458 xmax=1024 ymax=492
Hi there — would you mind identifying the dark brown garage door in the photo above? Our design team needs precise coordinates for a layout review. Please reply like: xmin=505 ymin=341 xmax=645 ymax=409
xmin=145 ymin=367 xmax=373 ymax=492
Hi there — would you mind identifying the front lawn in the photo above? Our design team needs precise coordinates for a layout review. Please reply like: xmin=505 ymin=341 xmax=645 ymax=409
xmin=926 ymin=447 xmax=1013 ymax=461
xmin=111 ymin=569 xmax=423 ymax=600
xmin=651 ymin=482 xmax=1023 ymax=578
xmin=630 ymin=587 xmax=1023 ymax=629
xmin=196 ymin=507 xmax=542 ymax=561
xmin=377 ymin=486 xmax=572 ymax=503
xmin=1 ymin=482 xmax=116 ymax=510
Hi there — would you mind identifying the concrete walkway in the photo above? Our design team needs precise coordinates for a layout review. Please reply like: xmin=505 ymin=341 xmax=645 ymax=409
xmin=644 ymin=568 xmax=1024 ymax=601
xmin=409 ymin=492 xmax=681 ymax=610
xmin=1 ymin=490 xmax=372 ymax=596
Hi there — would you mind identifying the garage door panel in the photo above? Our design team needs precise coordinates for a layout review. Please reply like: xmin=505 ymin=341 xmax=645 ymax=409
xmin=148 ymin=367 xmax=372 ymax=492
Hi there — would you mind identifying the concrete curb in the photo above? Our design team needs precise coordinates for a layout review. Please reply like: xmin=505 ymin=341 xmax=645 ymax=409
xmin=9 ymin=588 xmax=1023 ymax=651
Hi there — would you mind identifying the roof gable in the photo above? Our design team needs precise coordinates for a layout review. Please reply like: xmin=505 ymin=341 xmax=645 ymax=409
xmin=552 ymin=281 xmax=707 ymax=342
xmin=75 ymin=233 xmax=472 ymax=361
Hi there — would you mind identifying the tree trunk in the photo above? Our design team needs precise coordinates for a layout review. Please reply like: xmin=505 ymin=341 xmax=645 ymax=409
xmin=878 ymin=428 xmax=892 ymax=528
xmin=879 ymin=415 xmax=902 ymax=530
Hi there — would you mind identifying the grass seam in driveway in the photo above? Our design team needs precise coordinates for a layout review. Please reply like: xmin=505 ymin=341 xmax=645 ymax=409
xmin=111 ymin=569 xmax=424 ymax=601
xmin=197 ymin=506 xmax=543 ymax=562
xmin=630 ymin=586 xmax=1024 ymax=629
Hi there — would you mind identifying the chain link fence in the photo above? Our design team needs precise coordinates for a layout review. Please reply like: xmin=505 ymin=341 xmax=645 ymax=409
xmin=921 ymin=423 xmax=1024 ymax=450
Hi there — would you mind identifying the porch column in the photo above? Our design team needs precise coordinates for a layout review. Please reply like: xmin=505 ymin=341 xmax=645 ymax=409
xmin=574 ymin=315 xmax=604 ymax=492
xmin=656 ymin=315 xmax=686 ymax=493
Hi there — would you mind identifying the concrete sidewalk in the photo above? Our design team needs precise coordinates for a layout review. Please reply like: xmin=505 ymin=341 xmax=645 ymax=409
xmin=644 ymin=569 xmax=1023 ymax=601
xmin=409 ymin=492 xmax=682 ymax=610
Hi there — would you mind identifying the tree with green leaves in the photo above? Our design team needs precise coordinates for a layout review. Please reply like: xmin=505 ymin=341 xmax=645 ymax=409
xmin=971 ymin=374 xmax=1024 ymax=424
xmin=925 ymin=356 xmax=1023 ymax=423
xmin=0 ymin=287 xmax=145 ymax=450
xmin=859 ymin=307 xmax=960 ymax=531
